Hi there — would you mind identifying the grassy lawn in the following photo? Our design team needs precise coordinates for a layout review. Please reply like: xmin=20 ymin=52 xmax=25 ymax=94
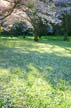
xmin=0 ymin=38 xmax=71 ymax=108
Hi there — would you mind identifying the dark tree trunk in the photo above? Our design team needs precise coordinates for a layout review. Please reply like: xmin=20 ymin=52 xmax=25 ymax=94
xmin=34 ymin=35 xmax=39 ymax=41
xmin=39 ymin=35 xmax=42 ymax=38
xmin=64 ymin=12 xmax=68 ymax=41
xmin=23 ymin=35 xmax=26 ymax=38
xmin=64 ymin=32 xmax=68 ymax=41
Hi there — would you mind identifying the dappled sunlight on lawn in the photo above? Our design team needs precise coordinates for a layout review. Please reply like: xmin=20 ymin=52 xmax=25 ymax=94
xmin=0 ymin=65 xmax=54 ymax=107
xmin=0 ymin=39 xmax=71 ymax=107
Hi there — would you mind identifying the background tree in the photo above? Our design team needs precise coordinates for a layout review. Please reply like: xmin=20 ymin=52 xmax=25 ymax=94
xmin=1 ymin=0 xmax=70 ymax=41
xmin=0 ymin=0 xmax=59 ymax=41
xmin=55 ymin=0 xmax=71 ymax=40
xmin=26 ymin=0 xmax=59 ymax=41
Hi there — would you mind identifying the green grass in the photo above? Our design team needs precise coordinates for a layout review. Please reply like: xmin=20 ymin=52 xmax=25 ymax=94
xmin=0 ymin=38 xmax=71 ymax=108
xmin=0 ymin=35 xmax=71 ymax=41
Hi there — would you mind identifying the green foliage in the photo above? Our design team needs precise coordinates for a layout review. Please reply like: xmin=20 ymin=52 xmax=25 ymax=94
xmin=10 ymin=21 xmax=33 ymax=37
xmin=10 ymin=21 xmax=26 ymax=36
xmin=27 ymin=2 xmax=35 ymax=9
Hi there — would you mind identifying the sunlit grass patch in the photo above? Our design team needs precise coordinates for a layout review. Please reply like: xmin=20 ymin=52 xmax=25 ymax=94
xmin=0 ymin=39 xmax=71 ymax=108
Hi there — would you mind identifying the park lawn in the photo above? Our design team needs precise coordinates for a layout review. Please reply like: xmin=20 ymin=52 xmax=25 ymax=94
xmin=0 ymin=35 xmax=71 ymax=41
xmin=0 ymin=38 xmax=71 ymax=108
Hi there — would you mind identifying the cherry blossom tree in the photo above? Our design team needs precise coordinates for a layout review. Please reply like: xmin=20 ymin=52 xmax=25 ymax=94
xmin=0 ymin=0 xmax=58 ymax=25
xmin=0 ymin=0 xmax=60 ymax=40
xmin=0 ymin=0 xmax=28 ymax=21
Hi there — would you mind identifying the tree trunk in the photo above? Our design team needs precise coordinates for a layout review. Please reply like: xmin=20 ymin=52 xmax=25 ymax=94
xmin=39 ymin=35 xmax=42 ymax=38
xmin=34 ymin=35 xmax=39 ymax=41
xmin=64 ymin=12 xmax=68 ymax=41
xmin=23 ymin=35 xmax=26 ymax=38
xmin=64 ymin=32 xmax=68 ymax=41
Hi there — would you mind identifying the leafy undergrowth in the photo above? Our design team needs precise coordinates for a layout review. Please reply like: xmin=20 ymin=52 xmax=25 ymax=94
xmin=0 ymin=39 xmax=71 ymax=108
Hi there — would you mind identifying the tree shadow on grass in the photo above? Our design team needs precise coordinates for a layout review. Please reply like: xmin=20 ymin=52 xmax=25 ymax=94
xmin=0 ymin=41 xmax=71 ymax=108
xmin=39 ymin=40 xmax=71 ymax=47
xmin=0 ymin=43 xmax=71 ymax=90
xmin=39 ymin=40 xmax=71 ymax=55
